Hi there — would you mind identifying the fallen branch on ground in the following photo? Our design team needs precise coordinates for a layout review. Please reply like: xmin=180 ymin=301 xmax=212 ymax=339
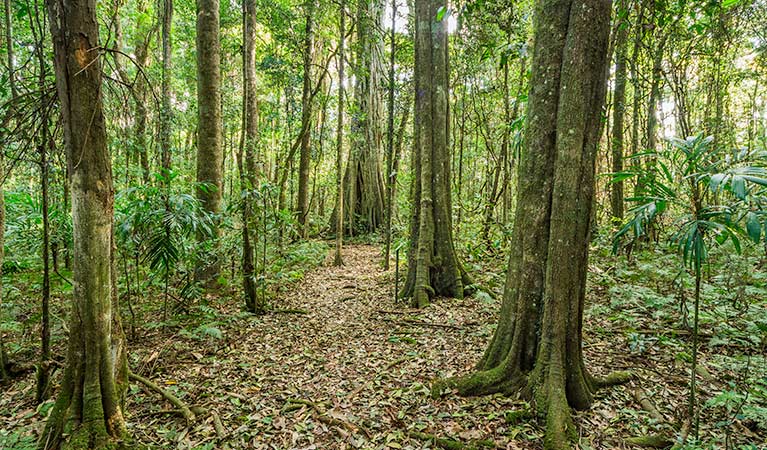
xmin=407 ymin=430 xmax=495 ymax=449
xmin=270 ymin=308 xmax=309 ymax=315
xmin=285 ymin=398 xmax=370 ymax=438
xmin=380 ymin=317 xmax=464 ymax=330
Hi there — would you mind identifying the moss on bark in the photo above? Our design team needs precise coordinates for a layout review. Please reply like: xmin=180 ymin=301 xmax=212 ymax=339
xmin=402 ymin=0 xmax=469 ymax=308
xmin=42 ymin=0 xmax=130 ymax=446
xmin=433 ymin=1 xmax=613 ymax=448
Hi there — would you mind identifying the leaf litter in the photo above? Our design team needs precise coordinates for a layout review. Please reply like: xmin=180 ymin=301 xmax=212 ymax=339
xmin=2 ymin=244 xmax=766 ymax=449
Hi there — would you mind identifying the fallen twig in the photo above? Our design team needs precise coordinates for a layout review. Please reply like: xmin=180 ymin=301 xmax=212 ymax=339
xmin=285 ymin=398 xmax=370 ymax=438
xmin=407 ymin=430 xmax=495 ymax=449
xmin=270 ymin=308 xmax=309 ymax=315
xmin=380 ymin=317 xmax=464 ymax=330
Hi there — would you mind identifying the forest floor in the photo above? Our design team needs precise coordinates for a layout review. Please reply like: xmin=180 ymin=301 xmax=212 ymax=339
xmin=2 ymin=243 xmax=766 ymax=449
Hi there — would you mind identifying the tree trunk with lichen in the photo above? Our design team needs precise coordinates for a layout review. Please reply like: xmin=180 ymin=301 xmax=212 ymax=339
xmin=336 ymin=0 xmax=386 ymax=236
xmin=610 ymin=0 xmax=629 ymax=222
xmin=240 ymin=0 xmax=262 ymax=313
xmin=334 ymin=0 xmax=346 ymax=266
xmin=401 ymin=0 xmax=469 ymax=309
xmin=195 ymin=0 xmax=223 ymax=282
xmin=437 ymin=1 xmax=612 ymax=448
xmin=296 ymin=0 xmax=314 ymax=237
xmin=160 ymin=0 xmax=173 ymax=177
xmin=40 ymin=0 xmax=129 ymax=447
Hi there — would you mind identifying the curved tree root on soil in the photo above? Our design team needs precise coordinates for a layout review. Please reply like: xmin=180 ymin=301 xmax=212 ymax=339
xmin=431 ymin=368 xmax=634 ymax=450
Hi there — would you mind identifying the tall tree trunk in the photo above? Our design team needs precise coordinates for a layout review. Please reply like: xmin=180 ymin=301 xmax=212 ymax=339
xmin=442 ymin=1 xmax=615 ymax=448
xmin=646 ymin=34 xmax=665 ymax=156
xmin=383 ymin=0 xmax=397 ymax=269
xmin=40 ymin=0 xmax=129 ymax=445
xmin=34 ymin=6 xmax=52 ymax=399
xmin=456 ymin=78 xmax=466 ymax=230
xmin=0 ymin=143 xmax=5 ymax=382
xmin=402 ymin=0 xmax=469 ymax=308
xmin=4 ymin=0 xmax=17 ymax=101
xmin=296 ymin=0 xmax=314 ymax=237
xmin=610 ymin=0 xmax=629 ymax=222
xmin=160 ymin=0 xmax=173 ymax=178
xmin=0 ymin=0 xmax=11 ymax=381
xmin=334 ymin=0 xmax=346 ymax=266
xmin=629 ymin=2 xmax=643 ymax=197
xmin=340 ymin=0 xmax=386 ymax=236
xmin=195 ymin=0 xmax=223 ymax=281
xmin=241 ymin=0 xmax=262 ymax=313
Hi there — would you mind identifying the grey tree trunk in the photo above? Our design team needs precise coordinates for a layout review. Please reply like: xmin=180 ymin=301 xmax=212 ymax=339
xmin=160 ymin=0 xmax=173 ymax=177
xmin=195 ymin=0 xmax=223 ymax=281
xmin=0 ymin=0 xmax=10 ymax=379
xmin=334 ymin=0 xmax=346 ymax=266
xmin=241 ymin=0 xmax=262 ymax=313
xmin=402 ymin=0 xmax=469 ymax=308
xmin=610 ymin=0 xmax=629 ymax=221
xmin=296 ymin=0 xmax=314 ymax=237
xmin=339 ymin=0 xmax=386 ymax=235
xmin=40 ymin=0 xmax=129 ymax=446
xmin=441 ymin=1 xmax=615 ymax=448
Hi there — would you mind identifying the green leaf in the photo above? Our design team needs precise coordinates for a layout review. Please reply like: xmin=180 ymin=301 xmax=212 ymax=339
xmin=731 ymin=176 xmax=747 ymax=200
xmin=746 ymin=212 xmax=761 ymax=243
xmin=435 ymin=6 xmax=448 ymax=21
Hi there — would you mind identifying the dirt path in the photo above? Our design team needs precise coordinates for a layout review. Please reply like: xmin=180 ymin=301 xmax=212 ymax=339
xmin=128 ymin=244 xmax=531 ymax=449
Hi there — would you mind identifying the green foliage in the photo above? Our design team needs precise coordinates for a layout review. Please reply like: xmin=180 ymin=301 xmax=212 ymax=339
xmin=614 ymin=134 xmax=767 ymax=271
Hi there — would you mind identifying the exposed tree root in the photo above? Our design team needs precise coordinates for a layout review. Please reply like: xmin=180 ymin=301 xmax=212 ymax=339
xmin=628 ymin=388 xmax=695 ymax=449
xmin=504 ymin=409 xmax=532 ymax=425
xmin=625 ymin=435 xmax=674 ymax=448
xmin=431 ymin=366 xmax=523 ymax=398
xmin=436 ymin=368 xmax=635 ymax=450
xmin=129 ymin=372 xmax=196 ymax=424
xmin=380 ymin=317 xmax=464 ymax=331
xmin=269 ymin=308 xmax=309 ymax=315
xmin=593 ymin=370 xmax=634 ymax=388
xmin=284 ymin=398 xmax=370 ymax=438
xmin=631 ymin=388 xmax=666 ymax=422
xmin=407 ymin=430 xmax=495 ymax=449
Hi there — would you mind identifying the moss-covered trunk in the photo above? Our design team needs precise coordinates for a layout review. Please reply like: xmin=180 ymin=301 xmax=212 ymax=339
xmin=402 ymin=0 xmax=469 ymax=309
xmin=195 ymin=0 xmax=223 ymax=281
xmin=443 ymin=1 xmax=612 ymax=448
xmin=41 ymin=0 xmax=129 ymax=446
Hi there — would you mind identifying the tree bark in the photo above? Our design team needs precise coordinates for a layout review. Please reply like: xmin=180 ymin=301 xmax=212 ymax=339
xmin=610 ymin=0 xmax=629 ymax=222
xmin=195 ymin=0 xmax=223 ymax=281
xmin=160 ymin=0 xmax=173 ymax=178
xmin=241 ymin=0 xmax=262 ymax=313
xmin=383 ymin=0 xmax=397 ymax=269
xmin=339 ymin=0 xmax=386 ymax=236
xmin=334 ymin=0 xmax=346 ymax=266
xmin=442 ymin=1 xmax=612 ymax=448
xmin=4 ymin=0 xmax=17 ymax=101
xmin=40 ymin=0 xmax=129 ymax=446
xmin=296 ymin=0 xmax=314 ymax=237
xmin=402 ymin=0 xmax=469 ymax=308
xmin=0 ymin=0 xmax=9 ymax=380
